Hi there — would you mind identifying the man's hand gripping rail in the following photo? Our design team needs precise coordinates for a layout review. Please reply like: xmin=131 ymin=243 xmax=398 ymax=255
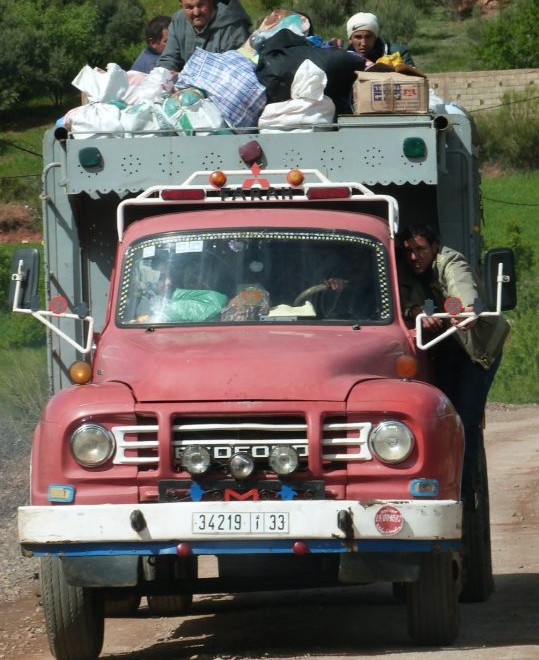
xmin=415 ymin=261 xmax=510 ymax=351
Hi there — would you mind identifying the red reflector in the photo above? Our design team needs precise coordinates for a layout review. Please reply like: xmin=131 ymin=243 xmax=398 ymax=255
xmin=176 ymin=542 xmax=193 ymax=557
xmin=161 ymin=189 xmax=205 ymax=201
xmin=292 ymin=541 xmax=309 ymax=555
xmin=306 ymin=187 xmax=351 ymax=200
xmin=444 ymin=296 xmax=464 ymax=315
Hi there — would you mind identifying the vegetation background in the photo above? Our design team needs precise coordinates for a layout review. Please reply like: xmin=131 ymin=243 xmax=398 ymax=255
xmin=0 ymin=0 xmax=537 ymax=444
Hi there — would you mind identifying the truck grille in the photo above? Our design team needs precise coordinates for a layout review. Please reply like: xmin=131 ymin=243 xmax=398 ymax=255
xmin=110 ymin=416 xmax=373 ymax=469
xmin=172 ymin=416 xmax=308 ymax=470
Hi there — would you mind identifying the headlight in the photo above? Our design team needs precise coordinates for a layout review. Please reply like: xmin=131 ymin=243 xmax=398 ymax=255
xmin=230 ymin=453 xmax=254 ymax=480
xmin=269 ymin=446 xmax=299 ymax=475
xmin=181 ymin=445 xmax=211 ymax=475
xmin=71 ymin=424 xmax=115 ymax=467
xmin=369 ymin=421 xmax=414 ymax=464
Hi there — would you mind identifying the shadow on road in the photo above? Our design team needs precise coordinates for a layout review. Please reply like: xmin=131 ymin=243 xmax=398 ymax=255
xmin=101 ymin=572 xmax=539 ymax=659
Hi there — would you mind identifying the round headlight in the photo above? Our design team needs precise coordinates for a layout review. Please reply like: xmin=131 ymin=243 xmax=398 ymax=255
xmin=269 ymin=446 xmax=299 ymax=475
xmin=370 ymin=421 xmax=414 ymax=464
xmin=71 ymin=424 xmax=115 ymax=467
xmin=181 ymin=445 xmax=211 ymax=475
xmin=230 ymin=453 xmax=254 ymax=480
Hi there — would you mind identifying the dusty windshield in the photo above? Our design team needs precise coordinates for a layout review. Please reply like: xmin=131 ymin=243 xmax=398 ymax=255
xmin=117 ymin=229 xmax=392 ymax=325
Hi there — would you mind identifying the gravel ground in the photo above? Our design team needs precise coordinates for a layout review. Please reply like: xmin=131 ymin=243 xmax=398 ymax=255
xmin=0 ymin=453 xmax=39 ymax=604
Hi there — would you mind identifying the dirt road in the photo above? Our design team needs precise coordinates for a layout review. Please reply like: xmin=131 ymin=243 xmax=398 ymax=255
xmin=2 ymin=404 xmax=538 ymax=660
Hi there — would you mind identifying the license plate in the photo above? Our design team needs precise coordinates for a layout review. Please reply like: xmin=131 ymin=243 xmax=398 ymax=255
xmin=192 ymin=512 xmax=289 ymax=534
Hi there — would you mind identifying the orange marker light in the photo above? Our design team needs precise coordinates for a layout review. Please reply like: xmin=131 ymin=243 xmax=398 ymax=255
xmin=287 ymin=168 xmax=304 ymax=186
xmin=69 ymin=361 xmax=92 ymax=384
xmin=209 ymin=170 xmax=227 ymax=188
xmin=395 ymin=355 xmax=417 ymax=379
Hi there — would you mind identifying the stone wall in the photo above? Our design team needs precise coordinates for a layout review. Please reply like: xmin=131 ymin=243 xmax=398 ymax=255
xmin=427 ymin=69 xmax=538 ymax=113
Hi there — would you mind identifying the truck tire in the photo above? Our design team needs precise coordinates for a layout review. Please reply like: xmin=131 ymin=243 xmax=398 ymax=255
xmin=104 ymin=594 xmax=141 ymax=617
xmin=40 ymin=556 xmax=104 ymax=660
xmin=406 ymin=553 xmax=460 ymax=646
xmin=147 ymin=593 xmax=193 ymax=615
xmin=460 ymin=440 xmax=494 ymax=602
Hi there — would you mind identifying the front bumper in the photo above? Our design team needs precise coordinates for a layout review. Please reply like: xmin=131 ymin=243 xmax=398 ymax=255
xmin=19 ymin=499 xmax=461 ymax=557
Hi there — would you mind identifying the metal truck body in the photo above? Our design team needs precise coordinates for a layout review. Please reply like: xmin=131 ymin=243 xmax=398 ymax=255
xmin=14 ymin=110 xmax=505 ymax=658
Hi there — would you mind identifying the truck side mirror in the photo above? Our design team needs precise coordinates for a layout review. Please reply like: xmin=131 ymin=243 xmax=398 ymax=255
xmin=9 ymin=248 xmax=40 ymax=310
xmin=482 ymin=247 xmax=517 ymax=312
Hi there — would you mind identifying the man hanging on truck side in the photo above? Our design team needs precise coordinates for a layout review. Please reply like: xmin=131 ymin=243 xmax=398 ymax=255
xmin=399 ymin=224 xmax=510 ymax=508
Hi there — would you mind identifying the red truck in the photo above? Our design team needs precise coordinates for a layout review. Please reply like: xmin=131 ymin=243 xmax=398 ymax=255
xmin=11 ymin=112 xmax=514 ymax=659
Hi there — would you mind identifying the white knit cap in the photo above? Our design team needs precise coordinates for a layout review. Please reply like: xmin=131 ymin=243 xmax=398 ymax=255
xmin=346 ymin=12 xmax=380 ymax=39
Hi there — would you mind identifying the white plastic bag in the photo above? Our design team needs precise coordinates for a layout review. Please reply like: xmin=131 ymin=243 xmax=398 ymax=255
xmin=157 ymin=94 xmax=228 ymax=135
xmin=72 ymin=63 xmax=129 ymax=103
xmin=65 ymin=103 xmax=123 ymax=138
xmin=258 ymin=60 xmax=335 ymax=133
xmin=124 ymin=67 xmax=175 ymax=105
xmin=121 ymin=101 xmax=162 ymax=136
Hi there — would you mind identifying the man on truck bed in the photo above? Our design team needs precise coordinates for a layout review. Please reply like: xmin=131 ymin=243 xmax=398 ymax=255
xmin=131 ymin=15 xmax=171 ymax=74
xmin=399 ymin=224 xmax=510 ymax=507
xmin=157 ymin=0 xmax=251 ymax=73
xmin=346 ymin=11 xmax=415 ymax=66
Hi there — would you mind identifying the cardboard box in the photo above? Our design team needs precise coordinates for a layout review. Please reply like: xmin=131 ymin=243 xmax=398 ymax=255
xmin=353 ymin=72 xmax=429 ymax=114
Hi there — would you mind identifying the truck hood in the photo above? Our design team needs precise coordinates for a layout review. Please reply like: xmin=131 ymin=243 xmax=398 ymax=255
xmin=95 ymin=327 xmax=406 ymax=403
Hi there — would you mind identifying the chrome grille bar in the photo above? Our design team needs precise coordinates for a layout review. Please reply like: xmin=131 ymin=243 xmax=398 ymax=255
xmin=322 ymin=421 xmax=373 ymax=461
xmin=112 ymin=424 xmax=159 ymax=465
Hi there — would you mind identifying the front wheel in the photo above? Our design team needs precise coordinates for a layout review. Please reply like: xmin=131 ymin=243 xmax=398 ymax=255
xmin=406 ymin=553 xmax=460 ymax=646
xmin=40 ymin=557 xmax=104 ymax=660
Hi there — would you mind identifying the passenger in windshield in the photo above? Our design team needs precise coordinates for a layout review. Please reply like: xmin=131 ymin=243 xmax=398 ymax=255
xmin=134 ymin=253 xmax=229 ymax=323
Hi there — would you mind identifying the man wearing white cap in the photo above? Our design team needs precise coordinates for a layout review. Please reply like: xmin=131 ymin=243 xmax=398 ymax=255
xmin=346 ymin=12 xmax=415 ymax=66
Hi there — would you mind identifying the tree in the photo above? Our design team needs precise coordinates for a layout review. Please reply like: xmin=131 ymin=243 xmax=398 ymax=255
xmin=474 ymin=0 xmax=539 ymax=69
xmin=0 ymin=0 xmax=145 ymax=110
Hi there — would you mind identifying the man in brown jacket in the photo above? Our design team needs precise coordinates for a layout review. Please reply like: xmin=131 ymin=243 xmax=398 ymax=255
xmin=399 ymin=224 xmax=510 ymax=506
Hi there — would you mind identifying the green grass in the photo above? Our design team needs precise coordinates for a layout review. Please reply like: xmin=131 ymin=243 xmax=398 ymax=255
xmin=0 ymin=346 xmax=48 ymax=456
xmin=482 ymin=170 xmax=539 ymax=276
xmin=407 ymin=4 xmax=478 ymax=73
xmin=1 ymin=126 xmax=45 ymax=178
xmin=0 ymin=100 xmax=73 ymax=195
xmin=481 ymin=170 xmax=539 ymax=403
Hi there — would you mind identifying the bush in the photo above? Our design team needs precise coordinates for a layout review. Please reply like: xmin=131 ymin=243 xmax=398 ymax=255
xmin=473 ymin=0 xmax=539 ymax=70
xmin=475 ymin=88 xmax=539 ymax=170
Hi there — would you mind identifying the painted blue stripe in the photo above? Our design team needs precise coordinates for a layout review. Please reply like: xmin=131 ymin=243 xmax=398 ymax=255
xmin=22 ymin=539 xmax=460 ymax=557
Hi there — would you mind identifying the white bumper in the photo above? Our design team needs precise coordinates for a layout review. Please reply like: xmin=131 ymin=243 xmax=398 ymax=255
xmin=19 ymin=499 xmax=461 ymax=545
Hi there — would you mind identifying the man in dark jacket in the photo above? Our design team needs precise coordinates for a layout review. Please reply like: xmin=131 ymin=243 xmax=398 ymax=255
xmin=131 ymin=15 xmax=171 ymax=74
xmin=346 ymin=12 xmax=415 ymax=66
xmin=157 ymin=0 xmax=251 ymax=73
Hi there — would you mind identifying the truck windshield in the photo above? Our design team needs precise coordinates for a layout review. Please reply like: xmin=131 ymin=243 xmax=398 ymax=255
xmin=117 ymin=229 xmax=391 ymax=325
